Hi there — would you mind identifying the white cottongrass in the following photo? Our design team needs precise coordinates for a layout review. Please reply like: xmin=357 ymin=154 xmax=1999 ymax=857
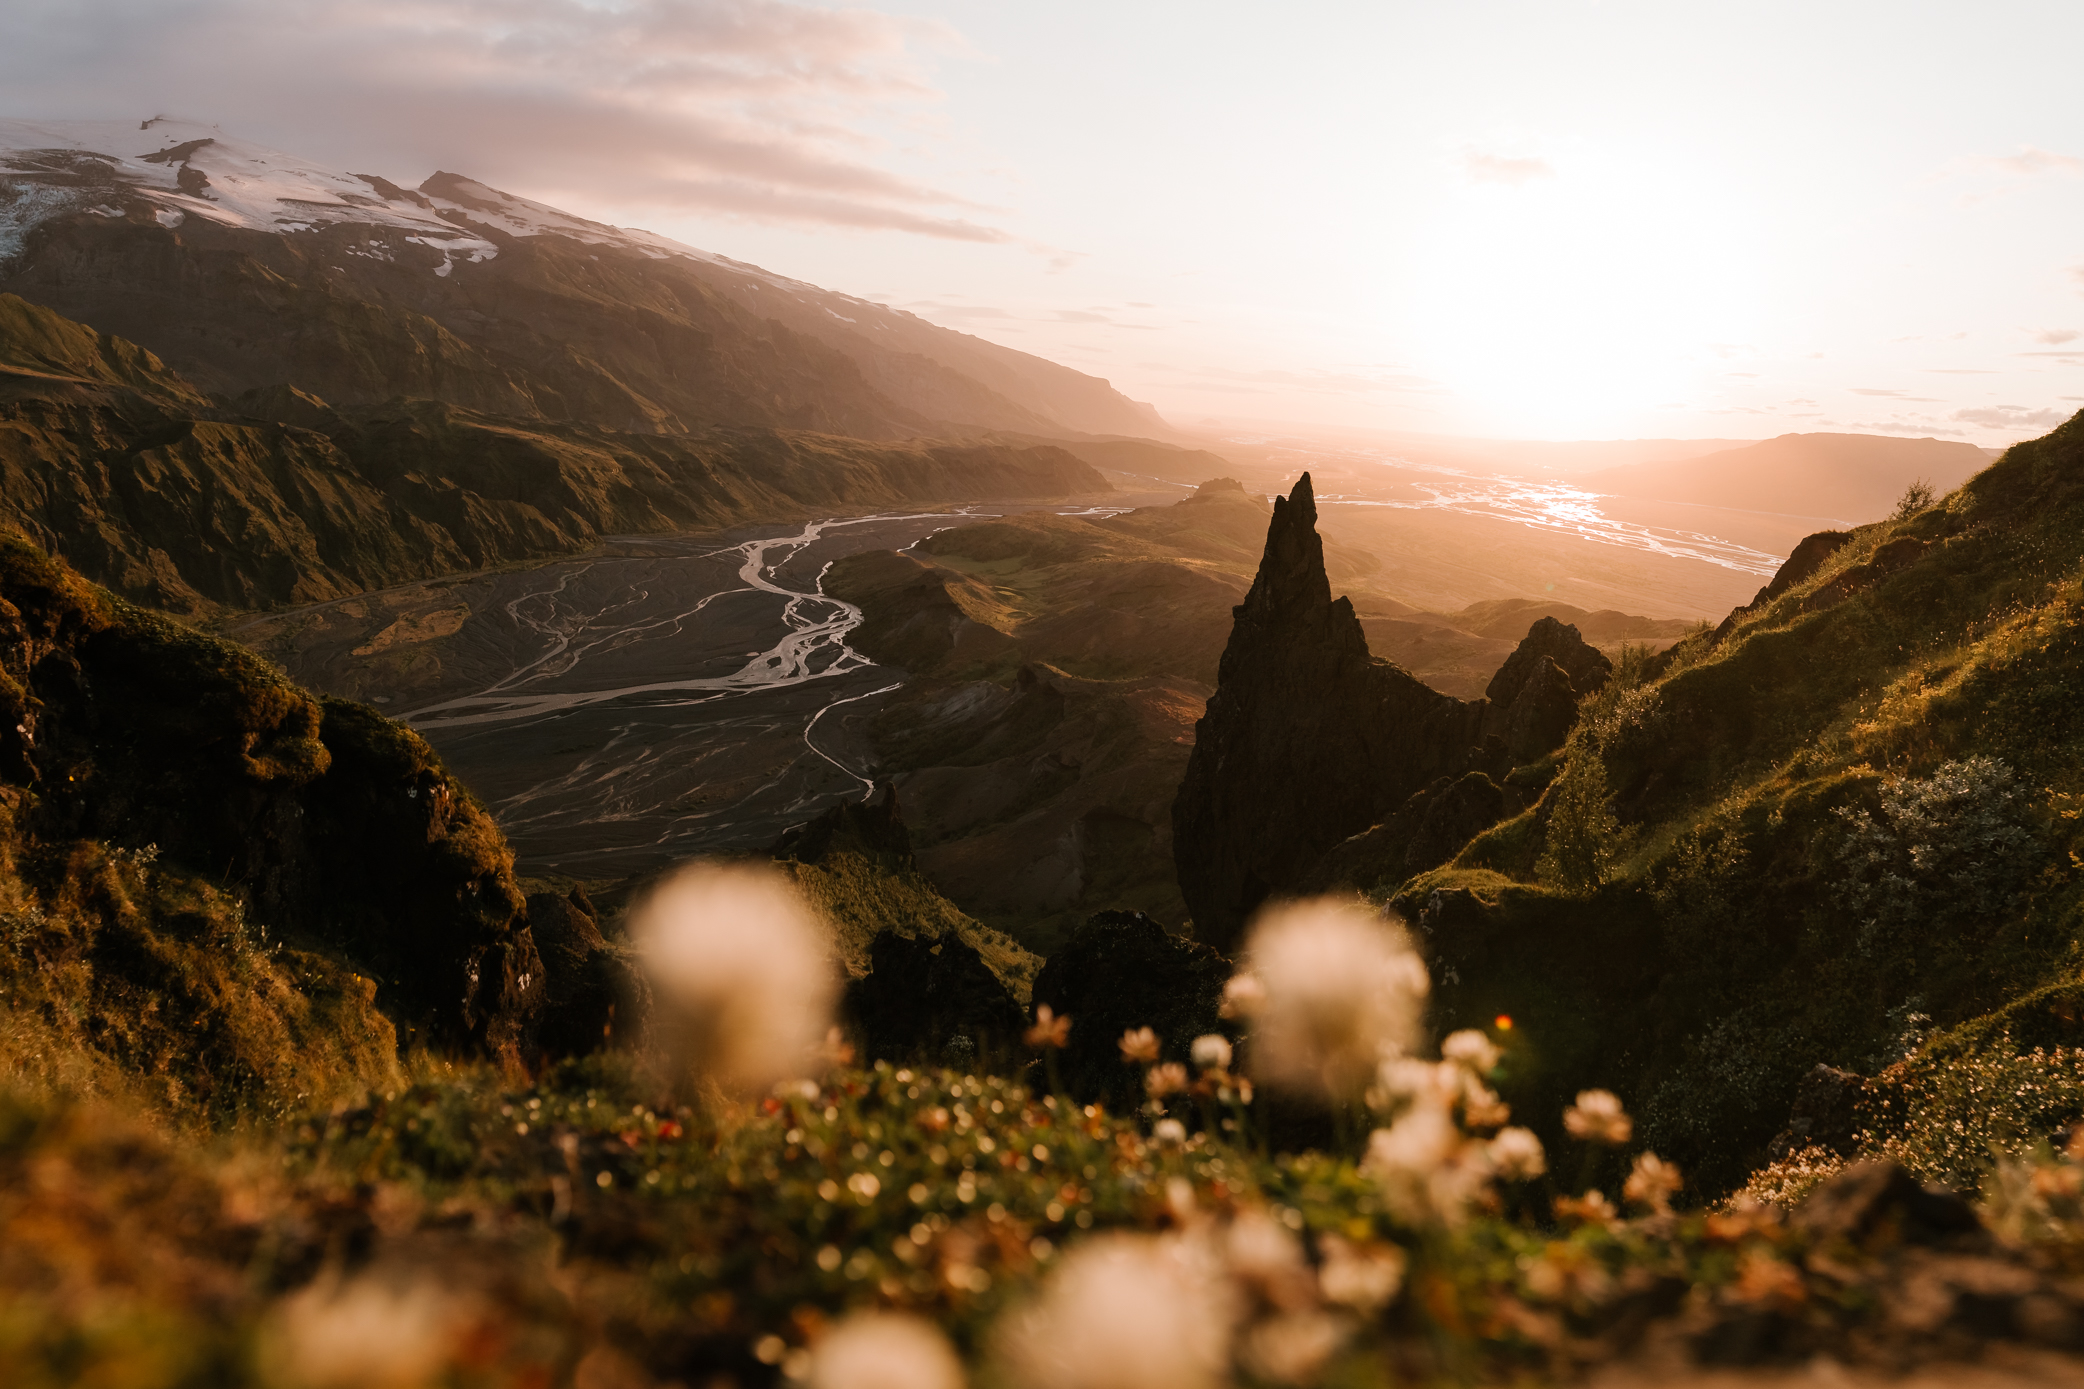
xmin=1191 ymin=1033 xmax=1234 ymax=1073
xmin=630 ymin=861 xmax=836 ymax=1093
xmin=1562 ymin=1089 xmax=1634 ymax=1146
xmin=1239 ymin=899 xmax=1429 ymax=1100
xmin=1363 ymin=1100 xmax=1495 ymax=1225
xmin=1440 ymin=1028 xmax=1500 ymax=1075
xmin=1152 ymin=1117 xmax=1188 ymax=1147
xmin=1315 ymin=1233 xmax=1406 ymax=1313
xmin=1238 ymin=1310 xmax=1344 ymax=1386
xmin=1488 ymin=1126 xmax=1548 ymax=1181
xmin=997 ymin=1232 xmax=1237 ymax=1389
xmin=261 ymin=1271 xmax=467 ymax=1389
xmin=808 ymin=1311 xmax=965 ymax=1389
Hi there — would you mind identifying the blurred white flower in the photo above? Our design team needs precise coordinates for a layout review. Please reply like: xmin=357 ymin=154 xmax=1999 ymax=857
xmin=263 ymin=1271 xmax=468 ymax=1389
xmin=1224 ymin=1208 xmax=1309 ymax=1307
xmin=1488 ymin=1126 xmax=1547 ymax=1181
xmin=1623 ymin=1151 xmax=1683 ymax=1214
xmin=1363 ymin=1102 xmax=1495 ymax=1226
xmin=1562 ymin=1089 xmax=1633 ymax=1146
xmin=1120 ymin=1026 xmax=1162 ymax=1064
xmin=631 ymin=861 xmax=836 ymax=1093
xmin=1191 ymin=1034 xmax=1234 ymax=1073
xmin=1152 ymin=1118 xmax=1188 ymax=1147
xmin=1238 ymin=1310 xmax=1344 ymax=1386
xmin=1364 ymin=1104 xmax=1460 ymax=1179
xmin=1440 ymin=1029 xmax=1500 ymax=1074
xmin=1242 ymin=900 xmax=1429 ymax=1100
xmin=1315 ymin=1233 xmax=1405 ymax=1313
xmin=1219 ymin=973 xmax=1266 ymax=1019
xmin=809 ymin=1311 xmax=965 ymax=1389
xmin=997 ymin=1232 xmax=1236 ymax=1389
xmin=1146 ymin=1062 xmax=1189 ymax=1100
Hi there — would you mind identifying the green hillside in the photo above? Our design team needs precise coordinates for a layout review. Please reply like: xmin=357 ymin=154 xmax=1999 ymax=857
xmin=1389 ymin=410 xmax=2084 ymax=1192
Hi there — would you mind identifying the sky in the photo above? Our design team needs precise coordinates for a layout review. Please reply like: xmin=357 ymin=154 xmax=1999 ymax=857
xmin=4 ymin=0 xmax=2082 ymax=444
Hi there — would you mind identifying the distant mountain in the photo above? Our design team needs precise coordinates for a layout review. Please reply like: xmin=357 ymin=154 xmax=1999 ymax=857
xmin=1583 ymin=432 xmax=1989 ymax=523
xmin=0 ymin=118 xmax=1169 ymax=441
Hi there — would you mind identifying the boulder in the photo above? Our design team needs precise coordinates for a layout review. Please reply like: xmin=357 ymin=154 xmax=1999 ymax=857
xmin=1794 ymin=1161 xmax=1983 ymax=1250
xmin=1029 ymin=910 xmax=1232 ymax=1110
xmin=526 ymin=886 xmax=645 ymax=1060
xmin=841 ymin=930 xmax=1027 ymax=1067
xmin=1766 ymin=1063 xmax=1868 ymax=1161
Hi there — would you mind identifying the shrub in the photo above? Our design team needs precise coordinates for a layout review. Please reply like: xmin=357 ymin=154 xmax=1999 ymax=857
xmin=1830 ymin=756 xmax=2043 ymax=957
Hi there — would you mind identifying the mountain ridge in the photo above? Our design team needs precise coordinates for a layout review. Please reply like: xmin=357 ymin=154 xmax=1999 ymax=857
xmin=0 ymin=117 xmax=1170 ymax=441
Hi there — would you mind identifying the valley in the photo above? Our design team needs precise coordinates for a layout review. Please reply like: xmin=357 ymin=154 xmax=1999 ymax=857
xmin=240 ymin=498 xmax=1166 ymax=877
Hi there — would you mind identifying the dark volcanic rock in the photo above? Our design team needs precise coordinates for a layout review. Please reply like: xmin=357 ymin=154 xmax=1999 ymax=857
xmin=1482 ymin=618 xmax=1612 ymax=763
xmin=1404 ymin=771 xmax=1509 ymax=873
xmin=1794 ymin=1161 xmax=1984 ymax=1250
xmin=1766 ymin=1063 xmax=1869 ymax=1162
xmin=841 ymin=930 xmax=1026 ymax=1067
xmin=1030 ymin=910 xmax=1232 ymax=1110
xmin=773 ymin=782 xmax=915 ymax=870
xmin=1171 ymin=474 xmax=1489 ymax=951
xmin=527 ymin=886 xmax=646 ymax=1060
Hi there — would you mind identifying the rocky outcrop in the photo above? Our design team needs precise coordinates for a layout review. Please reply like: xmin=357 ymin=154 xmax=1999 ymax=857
xmin=840 ymin=930 xmax=1027 ymax=1067
xmin=1481 ymin=616 xmax=1611 ymax=763
xmin=1029 ymin=910 xmax=1232 ymax=1110
xmin=526 ymin=886 xmax=645 ymax=1060
xmin=1171 ymin=473 xmax=1491 ymax=951
xmin=0 ymin=531 xmax=564 ymax=1053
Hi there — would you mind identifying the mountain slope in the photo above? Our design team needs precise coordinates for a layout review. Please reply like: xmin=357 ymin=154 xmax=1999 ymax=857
xmin=0 ymin=294 xmax=1108 ymax=615
xmin=1583 ymin=432 xmax=1990 ymax=523
xmin=0 ymin=119 xmax=1166 ymax=440
xmin=1181 ymin=408 xmax=2084 ymax=1193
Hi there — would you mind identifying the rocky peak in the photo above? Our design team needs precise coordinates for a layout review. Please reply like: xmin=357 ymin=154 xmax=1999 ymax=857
xmin=1172 ymin=473 xmax=1489 ymax=952
xmin=1482 ymin=617 xmax=1613 ymax=763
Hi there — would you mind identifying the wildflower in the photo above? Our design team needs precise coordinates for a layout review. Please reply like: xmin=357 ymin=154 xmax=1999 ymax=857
xmin=1733 ymin=1248 xmax=1806 ymax=1309
xmin=1146 ymin=1062 xmax=1190 ymax=1100
xmin=631 ymin=862 xmax=835 ymax=1093
xmin=1552 ymin=1190 xmax=1618 ymax=1226
xmin=1243 ymin=899 xmax=1429 ymax=1100
xmin=1025 ymin=1005 xmax=1071 ymax=1050
xmin=1224 ymin=1208 xmax=1310 ymax=1307
xmin=1220 ymin=973 xmax=1266 ymax=1019
xmin=1316 ymin=1233 xmax=1406 ymax=1312
xmin=996 ymin=1233 xmax=1236 ymax=1389
xmin=1440 ymin=1029 xmax=1500 ymax=1074
xmin=1120 ymin=1026 xmax=1161 ymax=1064
xmin=1191 ymin=1034 xmax=1233 ymax=1073
xmin=1461 ymin=1082 xmax=1510 ymax=1130
xmin=808 ymin=1311 xmax=965 ymax=1389
xmin=1239 ymin=1311 xmax=1344 ymax=1386
xmin=1623 ymin=1151 xmax=1682 ymax=1214
xmin=263 ymin=1271 xmax=468 ymax=1389
xmin=1152 ymin=1118 xmax=1188 ymax=1147
xmin=1488 ymin=1127 xmax=1547 ymax=1181
xmin=1562 ymin=1089 xmax=1633 ymax=1145
xmin=1364 ymin=1105 xmax=1459 ymax=1179
xmin=1522 ymin=1241 xmax=1612 ymax=1306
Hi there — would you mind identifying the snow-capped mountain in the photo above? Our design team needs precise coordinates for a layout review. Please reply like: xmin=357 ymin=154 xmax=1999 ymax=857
xmin=0 ymin=118 xmax=1167 ymax=440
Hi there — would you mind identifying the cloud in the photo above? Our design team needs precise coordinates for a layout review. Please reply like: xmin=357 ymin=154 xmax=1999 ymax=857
xmin=1991 ymin=146 xmax=2082 ymax=177
xmin=1951 ymin=405 xmax=2067 ymax=429
xmin=2034 ymin=328 xmax=2083 ymax=345
xmin=1460 ymin=150 xmax=1553 ymax=186
xmin=1 ymin=0 xmax=1007 ymax=241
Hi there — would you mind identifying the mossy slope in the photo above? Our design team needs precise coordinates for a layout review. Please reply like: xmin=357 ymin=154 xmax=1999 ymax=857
xmin=1392 ymin=410 xmax=2084 ymax=1192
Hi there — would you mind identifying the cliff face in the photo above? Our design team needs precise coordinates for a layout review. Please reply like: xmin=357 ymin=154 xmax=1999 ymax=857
xmin=1170 ymin=474 xmax=1490 ymax=952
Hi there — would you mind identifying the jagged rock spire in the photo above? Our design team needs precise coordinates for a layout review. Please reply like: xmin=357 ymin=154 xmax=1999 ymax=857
xmin=1171 ymin=474 xmax=1488 ymax=953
